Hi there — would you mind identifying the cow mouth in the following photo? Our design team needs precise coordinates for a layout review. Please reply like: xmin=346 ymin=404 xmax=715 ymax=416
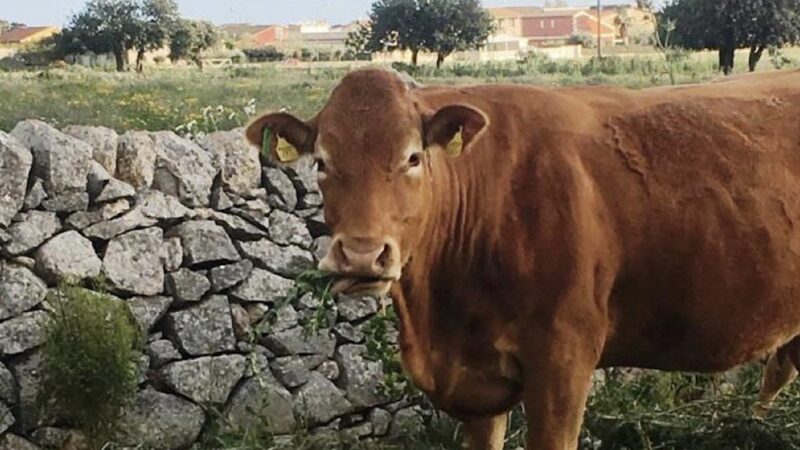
xmin=330 ymin=275 xmax=396 ymax=295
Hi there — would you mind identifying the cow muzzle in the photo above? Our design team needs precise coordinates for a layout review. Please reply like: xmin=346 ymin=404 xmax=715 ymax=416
xmin=318 ymin=235 xmax=401 ymax=295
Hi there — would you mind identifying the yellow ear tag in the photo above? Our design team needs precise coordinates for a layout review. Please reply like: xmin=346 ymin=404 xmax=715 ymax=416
xmin=276 ymin=137 xmax=300 ymax=163
xmin=445 ymin=130 xmax=464 ymax=156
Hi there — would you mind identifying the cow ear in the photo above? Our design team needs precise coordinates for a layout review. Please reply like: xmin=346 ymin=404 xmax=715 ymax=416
xmin=245 ymin=112 xmax=316 ymax=164
xmin=423 ymin=104 xmax=488 ymax=156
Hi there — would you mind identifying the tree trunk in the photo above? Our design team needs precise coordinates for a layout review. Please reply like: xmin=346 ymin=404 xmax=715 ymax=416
xmin=411 ymin=49 xmax=419 ymax=67
xmin=113 ymin=49 xmax=125 ymax=72
xmin=436 ymin=53 xmax=445 ymax=69
xmin=135 ymin=49 xmax=145 ymax=73
xmin=718 ymin=45 xmax=735 ymax=75
xmin=748 ymin=44 xmax=765 ymax=72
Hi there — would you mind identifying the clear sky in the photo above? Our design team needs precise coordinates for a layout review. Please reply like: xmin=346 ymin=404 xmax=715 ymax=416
xmin=3 ymin=0 xmax=651 ymax=27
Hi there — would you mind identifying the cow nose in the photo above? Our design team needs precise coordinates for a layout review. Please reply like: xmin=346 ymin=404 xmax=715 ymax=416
xmin=319 ymin=236 xmax=399 ymax=278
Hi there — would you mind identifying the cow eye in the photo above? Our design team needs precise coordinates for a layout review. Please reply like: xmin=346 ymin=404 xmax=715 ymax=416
xmin=408 ymin=153 xmax=422 ymax=168
xmin=315 ymin=158 xmax=326 ymax=173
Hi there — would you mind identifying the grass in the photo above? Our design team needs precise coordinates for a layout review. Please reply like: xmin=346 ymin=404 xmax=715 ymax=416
xmin=1 ymin=47 xmax=798 ymax=133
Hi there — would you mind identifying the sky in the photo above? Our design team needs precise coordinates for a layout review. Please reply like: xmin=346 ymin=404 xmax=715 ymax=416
xmin=2 ymin=0 xmax=651 ymax=27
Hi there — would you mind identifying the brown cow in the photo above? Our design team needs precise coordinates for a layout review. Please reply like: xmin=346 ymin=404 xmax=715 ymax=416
xmin=246 ymin=67 xmax=800 ymax=449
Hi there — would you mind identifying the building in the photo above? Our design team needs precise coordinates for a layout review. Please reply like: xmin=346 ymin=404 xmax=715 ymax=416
xmin=491 ymin=7 xmax=616 ymax=48
xmin=220 ymin=24 xmax=288 ymax=47
xmin=0 ymin=26 xmax=59 ymax=46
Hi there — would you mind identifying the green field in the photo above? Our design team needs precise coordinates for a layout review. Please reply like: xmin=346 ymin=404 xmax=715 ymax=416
xmin=1 ymin=47 xmax=798 ymax=134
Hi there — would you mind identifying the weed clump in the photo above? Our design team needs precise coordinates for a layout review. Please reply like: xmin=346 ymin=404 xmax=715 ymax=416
xmin=39 ymin=284 xmax=141 ymax=448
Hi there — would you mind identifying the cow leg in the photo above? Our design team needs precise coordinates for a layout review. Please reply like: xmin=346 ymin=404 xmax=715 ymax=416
xmin=520 ymin=332 xmax=598 ymax=449
xmin=754 ymin=338 xmax=800 ymax=419
xmin=463 ymin=414 xmax=508 ymax=450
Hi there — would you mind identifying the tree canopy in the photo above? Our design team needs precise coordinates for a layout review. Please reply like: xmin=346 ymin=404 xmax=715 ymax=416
xmin=168 ymin=19 xmax=219 ymax=68
xmin=349 ymin=0 xmax=493 ymax=67
xmin=661 ymin=0 xmax=800 ymax=74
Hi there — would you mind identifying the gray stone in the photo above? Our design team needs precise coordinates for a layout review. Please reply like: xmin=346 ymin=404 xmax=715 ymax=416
xmin=262 ymin=326 xmax=335 ymax=357
xmin=0 ymin=311 xmax=48 ymax=356
xmin=151 ymin=131 xmax=217 ymax=207
xmin=23 ymin=178 xmax=46 ymax=211
xmin=29 ymin=428 xmax=72 ymax=449
xmin=242 ymin=345 xmax=273 ymax=378
xmin=0 ymin=401 xmax=13 ymax=435
xmin=287 ymin=158 xmax=320 ymax=195
xmin=238 ymin=239 xmax=314 ymax=277
xmin=161 ymin=354 xmax=246 ymax=404
xmin=210 ymin=187 xmax=233 ymax=210
xmin=0 ymin=434 xmax=41 ymax=450
xmin=271 ymin=304 xmax=299 ymax=333
xmin=335 ymin=344 xmax=389 ymax=409
xmin=369 ymin=408 xmax=392 ymax=436
xmin=318 ymin=360 xmax=340 ymax=381
xmin=166 ymin=268 xmax=210 ymax=302
xmin=0 ymin=132 xmax=32 ymax=227
xmin=294 ymin=372 xmax=353 ymax=426
xmin=103 ymin=227 xmax=164 ymax=296
xmin=2 ymin=211 xmax=61 ymax=256
xmin=127 ymin=296 xmax=172 ymax=334
xmin=117 ymin=131 xmax=156 ymax=190
xmin=86 ymin=160 xmax=111 ymax=198
xmin=390 ymin=406 xmax=425 ymax=438
xmin=139 ymin=189 xmax=192 ymax=220
xmin=230 ymin=267 xmax=293 ymax=303
xmin=230 ymin=205 xmax=271 ymax=230
xmin=337 ymin=295 xmax=379 ymax=322
xmin=135 ymin=352 xmax=149 ymax=384
xmin=34 ymin=231 xmax=101 ymax=283
xmin=306 ymin=212 xmax=329 ymax=238
xmin=147 ymin=339 xmax=182 ymax=369
xmin=209 ymin=259 xmax=253 ymax=292
xmin=269 ymin=209 xmax=313 ymax=248
xmin=340 ymin=421 xmax=372 ymax=443
xmin=95 ymin=178 xmax=136 ymax=202
xmin=226 ymin=375 xmax=296 ymax=435
xmin=263 ymin=167 xmax=297 ymax=211
xmin=161 ymin=236 xmax=183 ymax=272
xmin=83 ymin=206 xmax=158 ymax=240
xmin=312 ymin=236 xmax=332 ymax=262
xmin=334 ymin=322 xmax=365 ymax=344
xmin=169 ymin=220 xmax=239 ymax=266
xmin=270 ymin=356 xmax=310 ymax=388
xmin=245 ymin=303 xmax=269 ymax=325
xmin=9 ymin=255 xmax=34 ymax=270
xmin=297 ymin=292 xmax=322 ymax=309
xmin=0 ymin=363 xmax=14 ymax=404
xmin=0 ymin=263 xmax=47 ymax=320
xmin=41 ymin=192 xmax=88 ymax=213
xmin=64 ymin=198 xmax=131 ymax=230
xmin=244 ymin=187 xmax=268 ymax=200
xmin=63 ymin=125 xmax=118 ymax=175
xmin=199 ymin=129 xmax=261 ymax=197
xmin=208 ymin=211 xmax=268 ymax=240
xmin=165 ymin=295 xmax=236 ymax=356
xmin=9 ymin=351 xmax=45 ymax=430
xmin=117 ymin=389 xmax=205 ymax=450
xmin=10 ymin=120 xmax=91 ymax=198
xmin=298 ymin=192 xmax=323 ymax=209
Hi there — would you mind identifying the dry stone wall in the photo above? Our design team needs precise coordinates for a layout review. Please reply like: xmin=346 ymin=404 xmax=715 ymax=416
xmin=0 ymin=121 xmax=421 ymax=449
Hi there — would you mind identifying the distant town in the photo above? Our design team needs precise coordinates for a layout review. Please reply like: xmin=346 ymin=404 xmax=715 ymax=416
xmin=0 ymin=2 xmax=655 ymax=65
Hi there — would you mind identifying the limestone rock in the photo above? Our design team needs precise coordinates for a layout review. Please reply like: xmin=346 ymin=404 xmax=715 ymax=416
xmin=335 ymin=344 xmax=389 ymax=409
xmin=229 ymin=267 xmax=293 ymax=303
xmin=63 ymin=125 xmax=118 ymax=175
xmin=165 ymin=295 xmax=236 ymax=356
xmin=94 ymin=178 xmax=136 ymax=203
xmin=139 ymin=190 xmax=192 ymax=220
xmin=294 ymin=372 xmax=353 ymax=426
xmin=103 ymin=227 xmax=164 ymax=296
xmin=226 ymin=375 xmax=296 ymax=435
xmin=41 ymin=192 xmax=88 ymax=213
xmin=9 ymin=351 xmax=45 ymax=431
xmin=0 ymin=401 xmax=14 ymax=435
xmin=369 ymin=408 xmax=392 ymax=436
xmin=209 ymin=259 xmax=253 ymax=292
xmin=116 ymin=131 xmax=156 ymax=190
xmin=64 ymin=198 xmax=131 ymax=230
xmin=34 ymin=231 xmax=101 ymax=283
xmin=263 ymin=167 xmax=297 ymax=211
xmin=117 ymin=389 xmax=204 ymax=450
xmin=147 ymin=339 xmax=182 ymax=369
xmin=0 ymin=434 xmax=41 ymax=450
xmin=151 ymin=131 xmax=217 ymax=207
xmin=270 ymin=356 xmax=310 ymax=388
xmin=160 ymin=354 xmax=246 ymax=404
xmin=10 ymin=120 xmax=91 ymax=198
xmin=0 ymin=263 xmax=47 ymax=320
xmin=0 ymin=311 xmax=48 ymax=356
xmin=168 ymin=220 xmax=240 ymax=267
xmin=238 ymin=239 xmax=314 ymax=277
xmin=337 ymin=295 xmax=379 ymax=322
xmin=262 ymin=326 xmax=335 ymax=358
xmin=269 ymin=209 xmax=313 ymax=248
xmin=127 ymin=296 xmax=172 ymax=334
xmin=86 ymin=160 xmax=111 ymax=198
xmin=0 ymin=131 xmax=32 ymax=227
xmin=23 ymin=178 xmax=46 ymax=211
xmin=161 ymin=236 xmax=183 ymax=272
xmin=199 ymin=129 xmax=261 ymax=197
xmin=83 ymin=206 xmax=158 ymax=240
xmin=165 ymin=268 xmax=210 ymax=302
xmin=2 ymin=211 xmax=61 ymax=256
xmin=0 ymin=362 xmax=15 ymax=404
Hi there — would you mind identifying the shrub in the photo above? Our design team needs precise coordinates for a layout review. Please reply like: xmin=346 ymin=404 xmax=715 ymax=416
xmin=39 ymin=283 xmax=141 ymax=448
xmin=242 ymin=46 xmax=285 ymax=62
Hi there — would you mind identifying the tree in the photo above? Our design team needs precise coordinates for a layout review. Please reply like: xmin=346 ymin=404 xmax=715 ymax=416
xmin=0 ymin=20 xmax=25 ymax=34
xmin=169 ymin=19 xmax=218 ymax=68
xmin=661 ymin=0 xmax=800 ymax=74
xmin=356 ymin=0 xmax=493 ymax=67
xmin=132 ymin=0 xmax=179 ymax=72
xmin=427 ymin=0 xmax=493 ymax=68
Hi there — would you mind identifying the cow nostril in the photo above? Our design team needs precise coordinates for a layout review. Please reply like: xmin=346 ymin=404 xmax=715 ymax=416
xmin=376 ymin=244 xmax=392 ymax=269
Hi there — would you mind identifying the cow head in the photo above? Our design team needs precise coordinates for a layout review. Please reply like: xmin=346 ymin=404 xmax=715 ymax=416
xmin=246 ymin=68 xmax=488 ymax=295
